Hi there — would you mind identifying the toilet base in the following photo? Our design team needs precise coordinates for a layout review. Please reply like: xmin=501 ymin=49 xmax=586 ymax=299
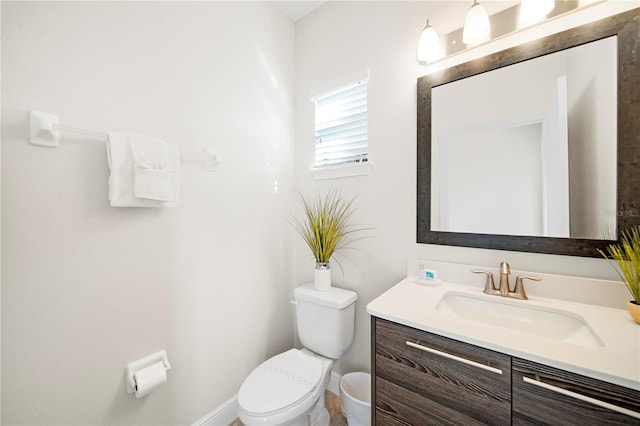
xmin=311 ymin=407 xmax=330 ymax=426
xmin=262 ymin=397 xmax=328 ymax=426
xmin=308 ymin=391 xmax=329 ymax=426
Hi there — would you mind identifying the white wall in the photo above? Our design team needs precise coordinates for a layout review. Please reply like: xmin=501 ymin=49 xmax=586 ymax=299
xmin=294 ymin=1 xmax=638 ymax=376
xmin=1 ymin=2 xmax=295 ymax=424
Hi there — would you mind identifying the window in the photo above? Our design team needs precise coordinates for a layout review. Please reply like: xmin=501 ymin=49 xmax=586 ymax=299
xmin=314 ymin=78 xmax=368 ymax=168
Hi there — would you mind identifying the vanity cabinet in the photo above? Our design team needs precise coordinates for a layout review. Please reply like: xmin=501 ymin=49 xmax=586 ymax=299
xmin=373 ymin=317 xmax=512 ymax=425
xmin=512 ymin=358 xmax=640 ymax=425
xmin=372 ymin=317 xmax=640 ymax=425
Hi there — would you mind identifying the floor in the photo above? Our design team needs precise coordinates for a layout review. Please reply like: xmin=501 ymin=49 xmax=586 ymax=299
xmin=229 ymin=390 xmax=348 ymax=426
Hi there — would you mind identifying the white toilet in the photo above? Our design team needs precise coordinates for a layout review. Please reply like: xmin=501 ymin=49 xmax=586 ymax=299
xmin=237 ymin=283 xmax=358 ymax=426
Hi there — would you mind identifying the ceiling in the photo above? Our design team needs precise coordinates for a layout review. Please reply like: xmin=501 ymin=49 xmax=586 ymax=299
xmin=273 ymin=1 xmax=327 ymax=21
xmin=273 ymin=1 xmax=520 ymax=31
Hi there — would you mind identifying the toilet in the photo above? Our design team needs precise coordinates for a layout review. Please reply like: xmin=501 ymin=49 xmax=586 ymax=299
xmin=237 ymin=283 xmax=358 ymax=426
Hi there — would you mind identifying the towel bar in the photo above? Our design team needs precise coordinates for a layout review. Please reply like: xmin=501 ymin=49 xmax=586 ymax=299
xmin=28 ymin=110 xmax=221 ymax=171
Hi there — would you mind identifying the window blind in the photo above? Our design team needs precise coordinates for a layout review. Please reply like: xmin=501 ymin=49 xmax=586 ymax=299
xmin=314 ymin=80 xmax=368 ymax=167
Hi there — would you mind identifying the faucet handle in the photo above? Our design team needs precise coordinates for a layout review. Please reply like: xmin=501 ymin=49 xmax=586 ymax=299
xmin=510 ymin=275 xmax=542 ymax=300
xmin=472 ymin=270 xmax=499 ymax=294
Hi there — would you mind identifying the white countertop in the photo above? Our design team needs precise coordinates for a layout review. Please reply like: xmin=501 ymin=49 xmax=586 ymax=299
xmin=367 ymin=276 xmax=640 ymax=391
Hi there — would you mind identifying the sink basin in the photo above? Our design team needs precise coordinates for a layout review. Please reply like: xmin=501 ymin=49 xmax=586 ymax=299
xmin=436 ymin=292 xmax=604 ymax=348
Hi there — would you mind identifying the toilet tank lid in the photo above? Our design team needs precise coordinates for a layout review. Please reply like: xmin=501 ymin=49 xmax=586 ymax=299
xmin=294 ymin=283 xmax=358 ymax=309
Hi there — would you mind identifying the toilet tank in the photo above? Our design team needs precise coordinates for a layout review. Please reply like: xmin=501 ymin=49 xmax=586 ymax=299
xmin=293 ymin=283 xmax=358 ymax=359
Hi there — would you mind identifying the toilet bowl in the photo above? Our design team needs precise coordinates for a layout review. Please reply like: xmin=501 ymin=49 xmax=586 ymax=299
xmin=237 ymin=283 xmax=358 ymax=426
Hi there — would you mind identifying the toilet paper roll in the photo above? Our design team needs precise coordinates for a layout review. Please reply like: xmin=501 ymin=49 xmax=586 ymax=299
xmin=133 ymin=361 xmax=167 ymax=399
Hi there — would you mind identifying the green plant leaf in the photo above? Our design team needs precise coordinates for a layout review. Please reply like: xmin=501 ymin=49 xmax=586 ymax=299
xmin=291 ymin=188 xmax=371 ymax=264
xmin=599 ymin=226 xmax=640 ymax=303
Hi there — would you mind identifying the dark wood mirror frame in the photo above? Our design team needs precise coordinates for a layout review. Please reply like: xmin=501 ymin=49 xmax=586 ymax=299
xmin=417 ymin=8 xmax=639 ymax=257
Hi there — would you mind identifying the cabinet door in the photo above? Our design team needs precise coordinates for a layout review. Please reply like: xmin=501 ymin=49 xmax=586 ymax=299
xmin=513 ymin=358 xmax=640 ymax=425
xmin=374 ymin=318 xmax=511 ymax=425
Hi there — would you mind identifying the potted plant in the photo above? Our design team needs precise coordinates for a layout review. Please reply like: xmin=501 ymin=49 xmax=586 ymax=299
xmin=292 ymin=188 xmax=367 ymax=291
xmin=599 ymin=226 xmax=640 ymax=324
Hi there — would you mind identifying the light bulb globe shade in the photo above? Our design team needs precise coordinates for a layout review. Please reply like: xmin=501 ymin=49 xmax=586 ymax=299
xmin=519 ymin=0 xmax=555 ymax=25
xmin=417 ymin=21 xmax=443 ymax=63
xmin=463 ymin=1 xmax=491 ymax=46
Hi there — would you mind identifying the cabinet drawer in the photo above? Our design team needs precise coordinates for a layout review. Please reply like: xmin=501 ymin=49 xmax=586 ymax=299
xmin=513 ymin=358 xmax=640 ymax=426
xmin=374 ymin=318 xmax=511 ymax=425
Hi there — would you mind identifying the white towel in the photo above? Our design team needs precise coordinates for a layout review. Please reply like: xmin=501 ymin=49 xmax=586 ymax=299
xmin=105 ymin=132 xmax=179 ymax=207
xmin=129 ymin=133 xmax=179 ymax=204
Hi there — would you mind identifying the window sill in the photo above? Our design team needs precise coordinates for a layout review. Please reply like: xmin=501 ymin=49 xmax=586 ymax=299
xmin=311 ymin=162 xmax=373 ymax=180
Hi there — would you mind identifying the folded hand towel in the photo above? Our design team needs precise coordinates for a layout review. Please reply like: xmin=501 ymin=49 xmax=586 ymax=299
xmin=129 ymin=133 xmax=179 ymax=204
xmin=105 ymin=132 xmax=179 ymax=207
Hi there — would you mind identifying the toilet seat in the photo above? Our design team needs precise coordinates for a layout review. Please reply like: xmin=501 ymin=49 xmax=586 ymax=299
xmin=238 ymin=349 xmax=323 ymax=418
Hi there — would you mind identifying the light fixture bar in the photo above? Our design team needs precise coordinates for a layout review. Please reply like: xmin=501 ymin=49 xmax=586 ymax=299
xmin=520 ymin=0 xmax=555 ymax=25
xmin=423 ymin=0 xmax=601 ymax=65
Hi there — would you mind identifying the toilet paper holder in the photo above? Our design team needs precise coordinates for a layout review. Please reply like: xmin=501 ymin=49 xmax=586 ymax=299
xmin=125 ymin=350 xmax=171 ymax=395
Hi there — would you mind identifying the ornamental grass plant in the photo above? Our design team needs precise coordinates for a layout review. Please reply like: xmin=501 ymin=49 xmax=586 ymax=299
xmin=292 ymin=188 xmax=368 ymax=265
xmin=599 ymin=226 xmax=640 ymax=304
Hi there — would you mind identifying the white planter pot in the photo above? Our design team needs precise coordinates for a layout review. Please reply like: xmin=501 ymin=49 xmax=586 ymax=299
xmin=314 ymin=262 xmax=331 ymax=291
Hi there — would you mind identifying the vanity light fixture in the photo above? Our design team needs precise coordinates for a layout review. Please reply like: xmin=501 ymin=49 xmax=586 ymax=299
xmin=519 ymin=0 xmax=555 ymax=25
xmin=416 ymin=0 xmax=606 ymax=65
xmin=417 ymin=20 xmax=443 ymax=64
xmin=462 ymin=0 xmax=491 ymax=46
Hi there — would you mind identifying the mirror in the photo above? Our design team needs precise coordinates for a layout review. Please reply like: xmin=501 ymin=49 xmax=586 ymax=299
xmin=431 ymin=37 xmax=617 ymax=240
xmin=417 ymin=9 xmax=640 ymax=257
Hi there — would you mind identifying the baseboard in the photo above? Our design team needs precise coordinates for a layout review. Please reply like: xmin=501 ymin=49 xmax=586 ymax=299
xmin=193 ymin=394 xmax=238 ymax=426
xmin=327 ymin=371 xmax=341 ymax=395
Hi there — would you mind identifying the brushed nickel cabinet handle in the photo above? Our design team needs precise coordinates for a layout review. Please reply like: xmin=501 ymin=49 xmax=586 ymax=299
xmin=405 ymin=341 xmax=503 ymax=375
xmin=522 ymin=376 xmax=640 ymax=419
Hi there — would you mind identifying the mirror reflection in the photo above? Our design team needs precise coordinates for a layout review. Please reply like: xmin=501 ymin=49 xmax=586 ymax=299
xmin=430 ymin=36 xmax=617 ymax=240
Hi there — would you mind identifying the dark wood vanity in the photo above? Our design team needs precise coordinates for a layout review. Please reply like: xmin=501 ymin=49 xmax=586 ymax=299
xmin=373 ymin=317 xmax=511 ymax=425
xmin=371 ymin=317 xmax=640 ymax=425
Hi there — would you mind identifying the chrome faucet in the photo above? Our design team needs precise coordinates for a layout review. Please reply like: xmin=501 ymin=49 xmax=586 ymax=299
xmin=472 ymin=262 xmax=541 ymax=300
